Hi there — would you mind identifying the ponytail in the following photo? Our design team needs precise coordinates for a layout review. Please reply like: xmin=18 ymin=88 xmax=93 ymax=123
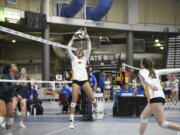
xmin=149 ymin=68 xmax=157 ymax=78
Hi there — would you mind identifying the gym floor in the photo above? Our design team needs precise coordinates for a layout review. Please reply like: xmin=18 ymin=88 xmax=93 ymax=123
xmin=0 ymin=102 xmax=179 ymax=135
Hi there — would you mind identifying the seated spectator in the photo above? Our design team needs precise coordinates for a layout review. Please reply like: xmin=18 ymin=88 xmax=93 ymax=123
xmin=118 ymin=83 xmax=134 ymax=96
xmin=136 ymin=87 xmax=145 ymax=96
xmin=114 ymin=84 xmax=133 ymax=104
xmin=60 ymin=84 xmax=72 ymax=113
xmin=60 ymin=84 xmax=72 ymax=102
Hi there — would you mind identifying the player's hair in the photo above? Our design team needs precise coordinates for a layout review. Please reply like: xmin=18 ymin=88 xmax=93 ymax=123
xmin=141 ymin=58 xmax=157 ymax=78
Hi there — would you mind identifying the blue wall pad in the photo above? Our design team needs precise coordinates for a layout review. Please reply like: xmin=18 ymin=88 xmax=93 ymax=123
xmin=60 ymin=0 xmax=85 ymax=18
xmin=86 ymin=0 xmax=113 ymax=21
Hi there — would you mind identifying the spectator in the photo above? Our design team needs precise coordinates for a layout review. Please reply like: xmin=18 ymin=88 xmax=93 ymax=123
xmin=163 ymin=75 xmax=172 ymax=103
xmin=114 ymin=84 xmax=133 ymax=104
xmin=90 ymin=71 xmax=97 ymax=92
xmin=136 ymin=87 xmax=145 ymax=96
xmin=104 ymin=77 xmax=112 ymax=101
xmin=60 ymin=84 xmax=72 ymax=102
xmin=98 ymin=72 xmax=105 ymax=93
xmin=118 ymin=83 xmax=134 ymax=96
xmin=12 ymin=67 xmax=32 ymax=128
xmin=131 ymin=76 xmax=138 ymax=95
xmin=26 ymin=86 xmax=39 ymax=115
xmin=49 ymin=82 xmax=56 ymax=103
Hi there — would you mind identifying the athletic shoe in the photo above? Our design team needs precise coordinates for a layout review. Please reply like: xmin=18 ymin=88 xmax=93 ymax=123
xmin=5 ymin=130 xmax=13 ymax=135
xmin=19 ymin=122 xmax=26 ymax=128
xmin=69 ymin=121 xmax=74 ymax=129
xmin=1 ymin=121 xmax=5 ymax=128
xmin=93 ymin=109 xmax=99 ymax=120
xmin=4 ymin=133 xmax=13 ymax=135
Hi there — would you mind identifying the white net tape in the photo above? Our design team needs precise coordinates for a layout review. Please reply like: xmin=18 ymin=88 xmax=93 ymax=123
xmin=0 ymin=26 xmax=77 ymax=51
xmin=0 ymin=79 xmax=72 ymax=100
xmin=122 ymin=63 xmax=141 ymax=71
xmin=0 ymin=79 xmax=71 ymax=84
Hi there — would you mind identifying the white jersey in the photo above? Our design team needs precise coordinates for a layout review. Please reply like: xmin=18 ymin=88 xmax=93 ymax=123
xmin=163 ymin=80 xmax=171 ymax=91
xmin=104 ymin=80 xmax=111 ymax=89
xmin=67 ymin=40 xmax=91 ymax=81
xmin=170 ymin=79 xmax=179 ymax=92
xmin=139 ymin=68 xmax=180 ymax=101
xmin=132 ymin=79 xmax=137 ymax=89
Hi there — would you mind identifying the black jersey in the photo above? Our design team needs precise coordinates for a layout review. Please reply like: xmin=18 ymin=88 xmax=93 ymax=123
xmin=0 ymin=73 xmax=17 ymax=102
xmin=16 ymin=76 xmax=32 ymax=99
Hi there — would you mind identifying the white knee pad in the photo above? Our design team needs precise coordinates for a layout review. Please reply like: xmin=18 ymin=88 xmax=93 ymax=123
xmin=140 ymin=115 xmax=148 ymax=123
xmin=91 ymin=99 xmax=97 ymax=104
xmin=6 ymin=118 xmax=13 ymax=125
xmin=160 ymin=121 xmax=169 ymax=128
xmin=0 ymin=116 xmax=5 ymax=125
xmin=70 ymin=102 xmax=76 ymax=108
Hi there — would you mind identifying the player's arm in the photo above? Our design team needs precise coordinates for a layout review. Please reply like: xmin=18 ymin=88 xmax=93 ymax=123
xmin=84 ymin=34 xmax=91 ymax=61
xmin=157 ymin=68 xmax=180 ymax=76
xmin=67 ymin=35 xmax=76 ymax=60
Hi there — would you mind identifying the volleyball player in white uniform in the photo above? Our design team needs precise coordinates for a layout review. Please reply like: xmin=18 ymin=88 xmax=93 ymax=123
xmin=67 ymin=33 xmax=98 ymax=129
xmin=163 ymin=75 xmax=172 ymax=101
xmin=138 ymin=58 xmax=180 ymax=135
xmin=171 ymin=74 xmax=179 ymax=105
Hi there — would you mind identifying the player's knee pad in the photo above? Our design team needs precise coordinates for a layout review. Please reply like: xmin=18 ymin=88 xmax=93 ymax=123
xmin=91 ymin=99 xmax=97 ymax=104
xmin=6 ymin=118 xmax=13 ymax=125
xmin=70 ymin=102 xmax=76 ymax=108
xmin=0 ymin=116 xmax=5 ymax=125
xmin=140 ymin=115 xmax=148 ymax=123
xmin=160 ymin=121 xmax=169 ymax=129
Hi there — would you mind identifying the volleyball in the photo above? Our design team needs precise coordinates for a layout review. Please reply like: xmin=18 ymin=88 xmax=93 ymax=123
xmin=75 ymin=29 xmax=85 ymax=40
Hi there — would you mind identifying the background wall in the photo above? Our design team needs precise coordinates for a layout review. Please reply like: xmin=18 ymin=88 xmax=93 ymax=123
xmin=0 ymin=0 xmax=42 ymax=13
xmin=1 ymin=0 xmax=179 ymax=24
xmin=139 ymin=0 xmax=180 ymax=25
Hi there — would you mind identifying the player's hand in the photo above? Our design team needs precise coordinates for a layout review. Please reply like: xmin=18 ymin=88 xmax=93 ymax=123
xmin=71 ymin=35 xmax=77 ymax=41
xmin=17 ymin=95 xmax=23 ymax=100
xmin=84 ymin=33 xmax=90 ymax=40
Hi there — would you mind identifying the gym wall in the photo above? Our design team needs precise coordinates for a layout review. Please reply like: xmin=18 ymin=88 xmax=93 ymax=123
xmin=0 ymin=0 xmax=179 ymax=24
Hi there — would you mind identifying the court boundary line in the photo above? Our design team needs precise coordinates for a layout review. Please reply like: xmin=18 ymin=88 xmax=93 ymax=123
xmin=44 ymin=119 xmax=104 ymax=135
xmin=44 ymin=122 xmax=83 ymax=135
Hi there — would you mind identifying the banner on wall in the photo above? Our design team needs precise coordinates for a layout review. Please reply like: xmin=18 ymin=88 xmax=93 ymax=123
xmin=56 ymin=74 xmax=62 ymax=81
xmin=90 ymin=53 xmax=120 ymax=62
xmin=0 ymin=7 xmax=20 ymax=23
xmin=0 ymin=7 xmax=5 ymax=22
xmin=4 ymin=8 xmax=20 ymax=22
